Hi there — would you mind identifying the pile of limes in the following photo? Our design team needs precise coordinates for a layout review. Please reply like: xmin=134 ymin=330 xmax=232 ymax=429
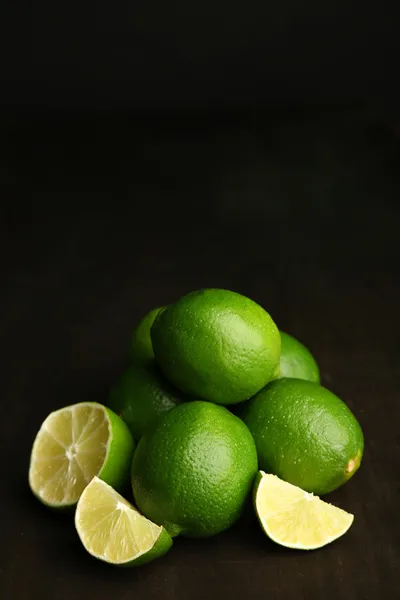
xmin=29 ymin=289 xmax=363 ymax=565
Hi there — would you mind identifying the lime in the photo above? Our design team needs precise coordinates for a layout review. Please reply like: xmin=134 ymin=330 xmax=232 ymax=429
xmin=254 ymin=472 xmax=354 ymax=550
xmin=29 ymin=402 xmax=135 ymax=508
xmin=108 ymin=361 xmax=184 ymax=439
xmin=151 ymin=289 xmax=280 ymax=405
xmin=272 ymin=362 xmax=281 ymax=379
xmin=276 ymin=331 xmax=320 ymax=383
xmin=131 ymin=401 xmax=258 ymax=537
xmin=75 ymin=477 xmax=172 ymax=566
xmin=242 ymin=379 xmax=363 ymax=495
xmin=130 ymin=306 xmax=165 ymax=361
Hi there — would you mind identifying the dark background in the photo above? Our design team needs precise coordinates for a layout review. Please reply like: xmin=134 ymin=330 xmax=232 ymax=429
xmin=1 ymin=3 xmax=399 ymax=599
xmin=1 ymin=0 xmax=399 ymax=112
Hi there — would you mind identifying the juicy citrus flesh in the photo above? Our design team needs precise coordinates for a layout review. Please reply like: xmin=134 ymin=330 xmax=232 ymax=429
xmin=242 ymin=378 xmax=364 ymax=495
xmin=75 ymin=477 xmax=166 ymax=564
xmin=255 ymin=473 xmax=354 ymax=550
xmin=151 ymin=288 xmax=280 ymax=405
xmin=131 ymin=401 xmax=258 ymax=537
xmin=277 ymin=331 xmax=320 ymax=383
xmin=29 ymin=403 xmax=110 ymax=507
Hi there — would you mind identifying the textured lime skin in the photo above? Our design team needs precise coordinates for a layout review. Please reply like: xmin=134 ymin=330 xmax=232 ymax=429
xmin=130 ymin=307 xmax=165 ymax=362
xmin=151 ymin=289 xmax=280 ymax=405
xmin=131 ymin=401 xmax=258 ymax=537
xmin=242 ymin=379 xmax=363 ymax=495
xmin=99 ymin=406 xmax=136 ymax=491
xmin=108 ymin=361 xmax=184 ymax=440
xmin=275 ymin=331 xmax=320 ymax=383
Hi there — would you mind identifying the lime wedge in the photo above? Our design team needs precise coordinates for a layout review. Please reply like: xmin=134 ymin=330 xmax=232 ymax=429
xmin=75 ymin=477 xmax=172 ymax=566
xmin=254 ymin=471 xmax=354 ymax=550
xmin=29 ymin=402 xmax=135 ymax=509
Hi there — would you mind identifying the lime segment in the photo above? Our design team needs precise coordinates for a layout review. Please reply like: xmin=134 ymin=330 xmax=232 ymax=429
xmin=75 ymin=477 xmax=172 ymax=565
xmin=254 ymin=472 xmax=354 ymax=550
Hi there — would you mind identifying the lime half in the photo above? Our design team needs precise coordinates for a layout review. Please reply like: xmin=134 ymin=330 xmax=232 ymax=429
xmin=254 ymin=472 xmax=354 ymax=550
xmin=75 ymin=477 xmax=172 ymax=566
xmin=29 ymin=402 xmax=135 ymax=509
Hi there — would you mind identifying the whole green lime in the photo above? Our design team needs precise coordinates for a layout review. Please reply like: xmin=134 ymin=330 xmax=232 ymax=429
xmin=241 ymin=379 xmax=363 ymax=495
xmin=131 ymin=401 xmax=258 ymax=537
xmin=130 ymin=307 xmax=165 ymax=361
xmin=275 ymin=331 xmax=320 ymax=383
xmin=108 ymin=361 xmax=183 ymax=440
xmin=151 ymin=289 xmax=280 ymax=405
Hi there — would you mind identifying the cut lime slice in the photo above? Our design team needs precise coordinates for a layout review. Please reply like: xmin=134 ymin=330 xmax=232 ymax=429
xmin=254 ymin=471 xmax=354 ymax=550
xmin=29 ymin=402 xmax=135 ymax=508
xmin=75 ymin=477 xmax=172 ymax=566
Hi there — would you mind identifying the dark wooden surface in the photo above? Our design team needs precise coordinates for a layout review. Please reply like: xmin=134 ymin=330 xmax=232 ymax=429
xmin=1 ymin=112 xmax=399 ymax=599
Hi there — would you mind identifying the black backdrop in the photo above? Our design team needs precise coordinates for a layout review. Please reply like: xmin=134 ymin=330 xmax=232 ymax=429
xmin=1 ymin=0 xmax=398 ymax=112
xmin=1 ymin=5 xmax=400 ymax=600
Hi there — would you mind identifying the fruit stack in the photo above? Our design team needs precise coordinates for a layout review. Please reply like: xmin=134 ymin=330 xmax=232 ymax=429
xmin=29 ymin=289 xmax=363 ymax=565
